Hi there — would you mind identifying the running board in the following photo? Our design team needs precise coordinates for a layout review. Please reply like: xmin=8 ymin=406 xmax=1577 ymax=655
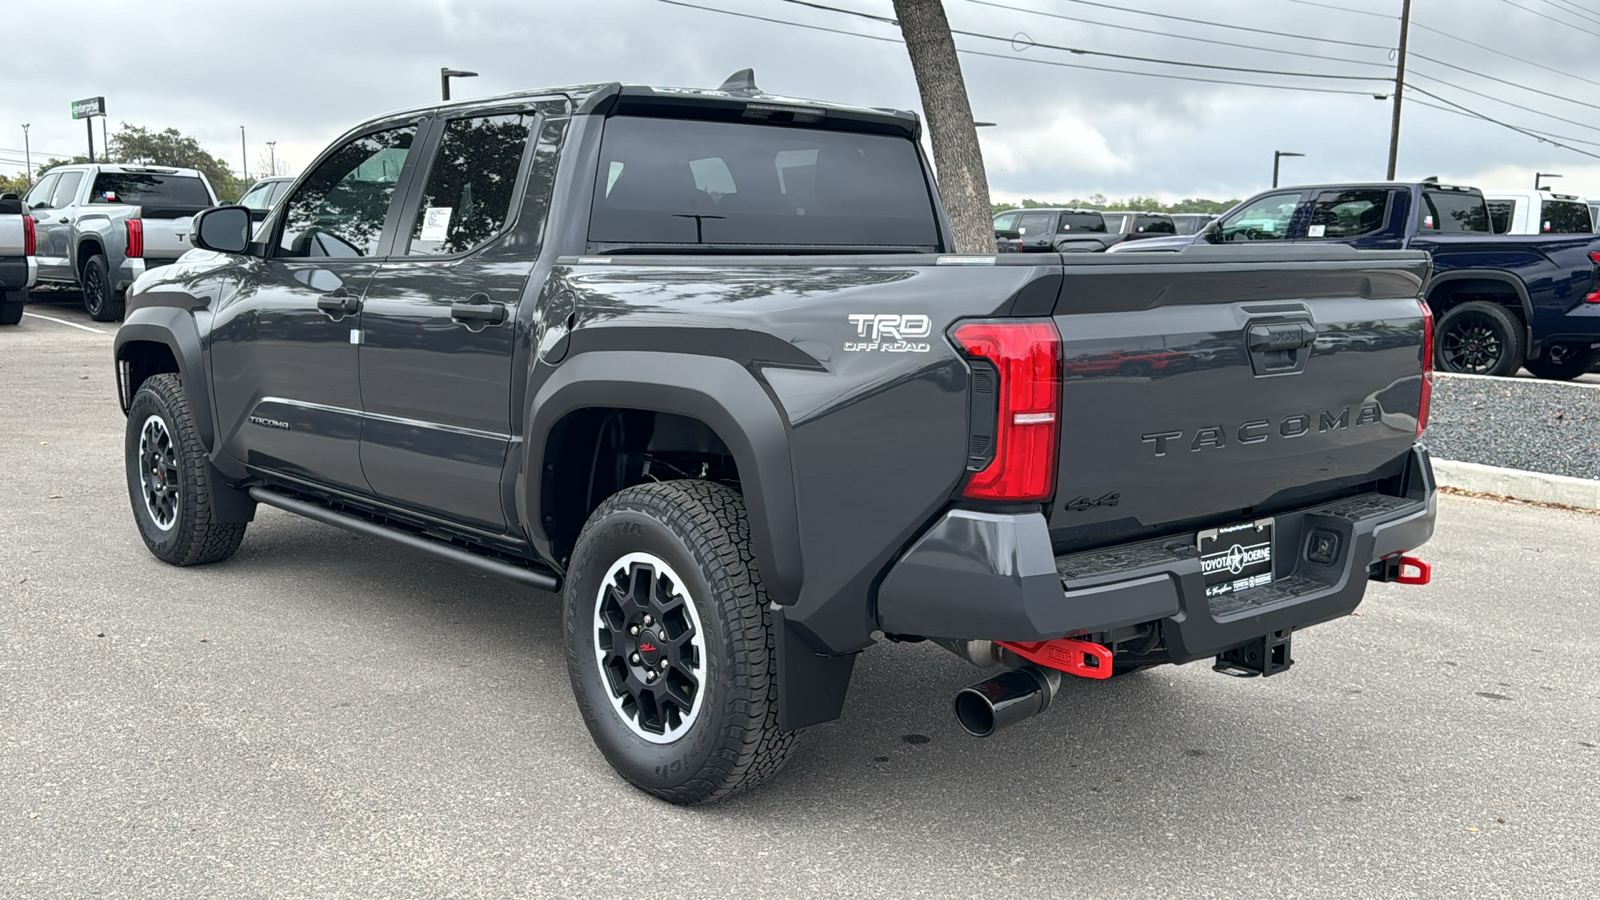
xmin=248 ymin=487 xmax=561 ymax=593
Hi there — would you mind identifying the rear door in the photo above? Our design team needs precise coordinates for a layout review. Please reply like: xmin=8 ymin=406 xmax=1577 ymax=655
xmin=356 ymin=108 xmax=540 ymax=533
xmin=1015 ymin=210 xmax=1055 ymax=252
xmin=1302 ymin=188 xmax=1401 ymax=249
xmin=209 ymin=121 xmax=422 ymax=496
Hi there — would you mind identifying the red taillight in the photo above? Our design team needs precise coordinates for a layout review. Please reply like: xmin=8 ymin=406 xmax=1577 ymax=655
xmin=1418 ymin=300 xmax=1434 ymax=437
xmin=125 ymin=218 xmax=143 ymax=258
xmin=1586 ymin=252 xmax=1600 ymax=304
xmin=22 ymin=214 xmax=35 ymax=256
xmin=953 ymin=319 xmax=1061 ymax=502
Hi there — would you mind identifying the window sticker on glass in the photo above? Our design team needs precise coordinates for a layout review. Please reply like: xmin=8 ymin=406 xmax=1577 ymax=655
xmin=1307 ymin=224 xmax=1326 ymax=238
xmin=419 ymin=207 xmax=454 ymax=242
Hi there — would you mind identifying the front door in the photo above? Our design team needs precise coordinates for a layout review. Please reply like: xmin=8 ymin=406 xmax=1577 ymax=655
xmin=209 ymin=122 xmax=422 ymax=497
xmin=357 ymin=111 xmax=538 ymax=533
xmin=28 ymin=169 xmax=85 ymax=282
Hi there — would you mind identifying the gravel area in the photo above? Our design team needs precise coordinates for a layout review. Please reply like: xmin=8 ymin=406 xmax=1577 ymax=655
xmin=1427 ymin=374 xmax=1600 ymax=480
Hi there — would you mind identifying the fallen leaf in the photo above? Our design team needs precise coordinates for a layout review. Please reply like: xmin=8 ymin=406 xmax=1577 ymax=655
xmin=39 ymin=441 xmax=48 ymax=446
xmin=1465 ymin=827 xmax=1479 ymax=833
xmin=29 ymin=812 xmax=37 ymax=819
xmin=48 ymin=494 xmax=61 ymax=499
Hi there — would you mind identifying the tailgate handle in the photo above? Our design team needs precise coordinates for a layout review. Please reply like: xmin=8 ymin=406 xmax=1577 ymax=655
xmin=1247 ymin=322 xmax=1317 ymax=352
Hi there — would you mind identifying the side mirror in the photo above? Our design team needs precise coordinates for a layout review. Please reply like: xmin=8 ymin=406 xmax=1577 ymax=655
xmin=1201 ymin=220 xmax=1223 ymax=244
xmin=192 ymin=205 xmax=252 ymax=254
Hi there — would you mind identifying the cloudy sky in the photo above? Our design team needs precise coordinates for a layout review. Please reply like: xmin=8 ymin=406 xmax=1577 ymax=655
xmin=5 ymin=0 xmax=1600 ymax=204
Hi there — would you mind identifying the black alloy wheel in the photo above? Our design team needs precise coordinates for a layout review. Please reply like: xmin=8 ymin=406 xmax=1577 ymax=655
xmin=81 ymin=254 xmax=125 ymax=322
xmin=1434 ymin=301 xmax=1524 ymax=377
xmin=593 ymin=551 xmax=708 ymax=743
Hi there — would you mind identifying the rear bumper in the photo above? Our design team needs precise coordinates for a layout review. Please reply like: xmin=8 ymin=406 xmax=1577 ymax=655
xmin=0 ymin=256 xmax=34 ymax=291
xmin=877 ymin=445 xmax=1436 ymax=663
xmin=115 ymin=257 xmax=146 ymax=291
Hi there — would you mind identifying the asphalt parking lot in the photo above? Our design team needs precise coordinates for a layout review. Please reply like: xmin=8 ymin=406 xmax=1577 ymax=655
xmin=4 ymin=298 xmax=1599 ymax=899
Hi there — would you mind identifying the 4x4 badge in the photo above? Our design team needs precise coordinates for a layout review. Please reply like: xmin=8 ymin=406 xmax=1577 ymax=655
xmin=1063 ymin=491 xmax=1120 ymax=512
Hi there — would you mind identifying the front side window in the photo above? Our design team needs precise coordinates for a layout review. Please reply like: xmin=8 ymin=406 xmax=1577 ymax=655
xmin=1132 ymin=215 xmax=1175 ymax=235
xmin=278 ymin=125 xmax=417 ymax=258
xmin=1540 ymin=200 xmax=1592 ymax=233
xmin=406 ymin=113 xmax=531 ymax=256
xmin=1057 ymin=212 xmax=1106 ymax=233
xmin=50 ymin=171 xmax=85 ymax=209
xmin=1308 ymin=190 xmax=1389 ymax=239
xmin=24 ymin=173 xmax=59 ymax=209
xmin=993 ymin=212 xmax=1019 ymax=232
xmin=1486 ymin=199 xmax=1514 ymax=234
xmin=1419 ymin=190 xmax=1490 ymax=234
xmin=1216 ymin=192 xmax=1301 ymax=241
xmin=91 ymin=173 xmax=211 ymax=210
xmin=1016 ymin=211 xmax=1052 ymax=236
xmin=589 ymin=116 xmax=939 ymax=248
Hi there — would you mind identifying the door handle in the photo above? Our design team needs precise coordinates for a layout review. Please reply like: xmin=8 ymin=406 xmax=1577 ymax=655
xmin=450 ymin=295 xmax=507 ymax=325
xmin=58 ymin=216 xmax=69 ymax=223
xmin=317 ymin=289 xmax=361 ymax=316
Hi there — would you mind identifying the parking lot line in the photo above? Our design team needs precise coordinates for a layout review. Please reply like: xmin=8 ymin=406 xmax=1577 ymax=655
xmin=21 ymin=311 xmax=108 ymax=334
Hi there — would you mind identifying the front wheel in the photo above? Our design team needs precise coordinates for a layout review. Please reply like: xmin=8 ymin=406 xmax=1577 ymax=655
xmin=1523 ymin=342 xmax=1599 ymax=381
xmin=125 ymin=374 xmax=247 ymax=565
xmin=563 ymin=480 xmax=797 ymax=804
xmin=1434 ymin=301 xmax=1525 ymax=377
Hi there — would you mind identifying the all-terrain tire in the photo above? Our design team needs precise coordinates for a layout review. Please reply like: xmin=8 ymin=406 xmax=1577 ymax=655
xmin=0 ymin=290 xmax=24 ymax=325
xmin=1523 ymin=342 xmax=1599 ymax=381
xmin=81 ymin=254 xmax=125 ymax=322
xmin=125 ymin=374 xmax=247 ymax=566
xmin=1434 ymin=300 xmax=1524 ymax=377
xmin=563 ymin=480 xmax=797 ymax=804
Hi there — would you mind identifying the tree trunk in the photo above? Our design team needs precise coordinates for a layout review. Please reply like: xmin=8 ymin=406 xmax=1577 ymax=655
xmin=892 ymin=0 xmax=995 ymax=254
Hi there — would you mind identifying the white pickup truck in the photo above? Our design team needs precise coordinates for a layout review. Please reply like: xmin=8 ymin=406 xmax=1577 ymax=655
xmin=23 ymin=164 xmax=218 ymax=321
xmin=1483 ymin=189 xmax=1594 ymax=235
xmin=0 ymin=193 xmax=37 ymax=325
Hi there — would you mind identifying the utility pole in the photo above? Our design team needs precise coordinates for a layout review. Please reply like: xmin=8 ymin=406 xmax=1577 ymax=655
xmin=1386 ymin=0 xmax=1413 ymax=180
xmin=21 ymin=124 xmax=30 ymax=185
xmin=267 ymin=142 xmax=277 ymax=177
xmin=241 ymin=126 xmax=248 ymax=182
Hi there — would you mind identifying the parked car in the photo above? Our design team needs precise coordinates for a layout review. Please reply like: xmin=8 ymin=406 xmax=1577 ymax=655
xmin=1170 ymin=212 xmax=1218 ymax=236
xmin=1103 ymin=210 xmax=1178 ymax=240
xmin=236 ymin=175 xmax=294 ymax=223
xmin=114 ymin=73 xmax=1437 ymax=804
xmin=0 ymin=193 xmax=36 ymax=325
xmin=1483 ymin=189 xmax=1593 ymax=235
xmin=993 ymin=207 xmax=1120 ymax=252
xmin=25 ymin=164 xmax=218 ymax=321
xmin=1111 ymin=182 xmax=1600 ymax=379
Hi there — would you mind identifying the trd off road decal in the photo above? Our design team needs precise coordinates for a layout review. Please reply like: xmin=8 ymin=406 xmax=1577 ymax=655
xmin=845 ymin=313 xmax=932 ymax=353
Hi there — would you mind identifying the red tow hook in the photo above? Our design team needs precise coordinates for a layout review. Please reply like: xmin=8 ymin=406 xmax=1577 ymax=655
xmin=1396 ymin=555 xmax=1432 ymax=585
xmin=996 ymin=639 xmax=1114 ymax=680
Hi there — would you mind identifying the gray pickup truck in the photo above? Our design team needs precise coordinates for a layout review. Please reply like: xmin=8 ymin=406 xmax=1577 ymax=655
xmin=0 ymin=194 xmax=36 ymax=325
xmin=24 ymin=164 xmax=217 ymax=321
xmin=115 ymin=73 xmax=1438 ymax=803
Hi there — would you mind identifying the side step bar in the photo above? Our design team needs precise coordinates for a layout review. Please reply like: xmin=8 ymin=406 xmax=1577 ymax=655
xmin=248 ymin=487 xmax=561 ymax=593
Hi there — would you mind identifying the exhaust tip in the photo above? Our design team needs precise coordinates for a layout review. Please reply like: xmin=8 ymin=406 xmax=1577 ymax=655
xmin=952 ymin=665 xmax=1058 ymax=738
xmin=954 ymin=686 xmax=999 ymax=737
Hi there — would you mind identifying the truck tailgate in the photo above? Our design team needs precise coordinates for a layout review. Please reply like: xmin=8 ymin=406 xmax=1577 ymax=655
xmin=139 ymin=214 xmax=197 ymax=265
xmin=1044 ymin=247 xmax=1431 ymax=549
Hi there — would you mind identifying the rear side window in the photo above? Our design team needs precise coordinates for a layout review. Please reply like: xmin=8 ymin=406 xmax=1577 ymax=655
xmin=1102 ymin=213 xmax=1131 ymax=233
xmin=1419 ymin=190 xmax=1490 ymax=234
xmin=1132 ymin=215 xmax=1175 ymax=235
xmin=1539 ymin=200 xmax=1592 ymax=233
xmin=1486 ymin=199 xmax=1514 ymax=234
xmin=1308 ymin=190 xmax=1389 ymax=239
xmin=1057 ymin=213 xmax=1106 ymax=233
xmin=91 ymin=173 xmax=211 ymax=210
xmin=1016 ymin=211 xmax=1051 ymax=236
xmin=407 ymin=113 xmax=532 ymax=256
xmin=589 ymin=116 xmax=939 ymax=248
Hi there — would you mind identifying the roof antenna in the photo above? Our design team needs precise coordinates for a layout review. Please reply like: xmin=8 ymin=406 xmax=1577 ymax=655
xmin=718 ymin=68 xmax=760 ymax=94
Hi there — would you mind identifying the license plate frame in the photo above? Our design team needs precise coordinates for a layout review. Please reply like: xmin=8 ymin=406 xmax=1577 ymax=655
xmin=1197 ymin=518 xmax=1275 ymax=599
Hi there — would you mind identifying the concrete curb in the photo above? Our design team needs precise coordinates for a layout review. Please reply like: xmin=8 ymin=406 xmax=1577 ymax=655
xmin=1433 ymin=459 xmax=1600 ymax=510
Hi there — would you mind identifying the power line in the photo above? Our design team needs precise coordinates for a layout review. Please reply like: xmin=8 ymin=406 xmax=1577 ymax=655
xmin=1410 ymin=51 xmax=1600 ymax=115
xmin=1495 ymin=0 xmax=1600 ymax=40
xmin=776 ymin=0 xmax=1390 ymax=81
xmin=1406 ymin=83 xmax=1600 ymax=160
xmin=965 ymin=0 xmax=1394 ymax=68
xmin=1406 ymin=97 xmax=1600 ymax=149
xmin=1413 ymin=21 xmax=1600 ymax=91
xmin=1531 ymin=0 xmax=1600 ymax=28
xmin=1049 ymin=0 xmax=1392 ymax=50
xmin=1279 ymin=0 xmax=1395 ymax=19
xmin=1407 ymin=68 xmax=1600 ymax=136
xmin=656 ymin=0 xmax=1391 ymax=96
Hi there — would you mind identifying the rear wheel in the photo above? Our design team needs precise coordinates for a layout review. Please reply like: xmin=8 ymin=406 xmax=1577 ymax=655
xmin=1523 ymin=342 xmax=1599 ymax=380
xmin=1434 ymin=301 xmax=1524 ymax=377
xmin=564 ymin=480 xmax=797 ymax=804
xmin=81 ymin=254 xmax=125 ymax=322
xmin=0 ymin=290 xmax=24 ymax=325
xmin=125 ymin=374 xmax=247 ymax=566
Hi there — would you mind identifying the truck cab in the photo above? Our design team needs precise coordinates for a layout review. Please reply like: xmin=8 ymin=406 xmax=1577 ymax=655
xmin=1483 ymin=189 xmax=1594 ymax=235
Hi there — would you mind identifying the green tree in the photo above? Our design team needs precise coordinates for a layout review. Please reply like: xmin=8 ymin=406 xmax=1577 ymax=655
xmin=992 ymin=194 xmax=1241 ymax=216
xmin=107 ymin=124 xmax=244 ymax=201
xmin=0 ymin=172 xmax=30 ymax=196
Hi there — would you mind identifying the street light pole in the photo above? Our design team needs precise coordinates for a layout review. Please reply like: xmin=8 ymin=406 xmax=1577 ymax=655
xmin=441 ymin=67 xmax=478 ymax=101
xmin=1535 ymin=172 xmax=1562 ymax=190
xmin=241 ymin=126 xmax=248 ymax=182
xmin=1386 ymin=0 xmax=1414 ymax=180
xmin=266 ymin=142 xmax=277 ymax=177
xmin=1273 ymin=151 xmax=1305 ymax=189
xmin=21 ymin=124 xmax=31 ymax=186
